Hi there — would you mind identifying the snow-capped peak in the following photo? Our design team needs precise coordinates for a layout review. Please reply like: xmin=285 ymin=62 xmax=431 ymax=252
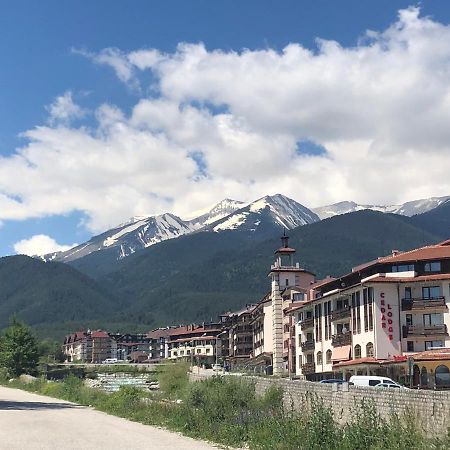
xmin=188 ymin=198 xmax=246 ymax=229
xmin=312 ymin=195 xmax=450 ymax=219
xmin=210 ymin=194 xmax=319 ymax=233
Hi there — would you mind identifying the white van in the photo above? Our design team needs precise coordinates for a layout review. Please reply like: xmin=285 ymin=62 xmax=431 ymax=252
xmin=349 ymin=375 xmax=399 ymax=387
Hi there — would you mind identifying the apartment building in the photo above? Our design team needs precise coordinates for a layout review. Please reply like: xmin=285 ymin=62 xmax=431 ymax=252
xmin=291 ymin=239 xmax=450 ymax=385
xmin=220 ymin=305 xmax=255 ymax=369
xmin=166 ymin=323 xmax=222 ymax=365
xmin=109 ymin=333 xmax=152 ymax=361
xmin=63 ymin=330 xmax=117 ymax=363
xmin=147 ymin=327 xmax=173 ymax=361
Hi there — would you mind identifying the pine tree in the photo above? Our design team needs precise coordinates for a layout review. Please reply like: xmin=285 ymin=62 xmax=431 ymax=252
xmin=0 ymin=317 xmax=39 ymax=377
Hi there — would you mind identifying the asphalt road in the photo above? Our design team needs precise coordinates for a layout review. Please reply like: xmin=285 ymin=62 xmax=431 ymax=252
xmin=0 ymin=386 xmax=217 ymax=450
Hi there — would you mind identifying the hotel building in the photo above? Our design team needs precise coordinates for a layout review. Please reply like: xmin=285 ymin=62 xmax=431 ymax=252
xmin=291 ymin=239 xmax=450 ymax=385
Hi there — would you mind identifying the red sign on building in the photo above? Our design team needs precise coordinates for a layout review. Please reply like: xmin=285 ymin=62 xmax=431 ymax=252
xmin=380 ymin=293 xmax=394 ymax=340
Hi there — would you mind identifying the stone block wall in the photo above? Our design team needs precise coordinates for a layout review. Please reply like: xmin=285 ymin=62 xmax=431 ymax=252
xmin=189 ymin=372 xmax=450 ymax=434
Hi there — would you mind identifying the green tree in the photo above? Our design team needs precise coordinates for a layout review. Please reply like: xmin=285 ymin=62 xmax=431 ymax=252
xmin=0 ymin=318 xmax=39 ymax=377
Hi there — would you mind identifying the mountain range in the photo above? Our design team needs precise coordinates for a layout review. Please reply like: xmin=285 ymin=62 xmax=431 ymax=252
xmin=43 ymin=194 xmax=319 ymax=263
xmin=2 ymin=193 xmax=449 ymax=338
xmin=42 ymin=193 xmax=449 ymax=265
xmin=312 ymin=196 xmax=450 ymax=219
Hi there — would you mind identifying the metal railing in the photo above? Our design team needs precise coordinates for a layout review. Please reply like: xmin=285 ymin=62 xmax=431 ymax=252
xmin=331 ymin=333 xmax=352 ymax=347
xmin=401 ymin=297 xmax=446 ymax=311
xmin=301 ymin=340 xmax=315 ymax=352
xmin=403 ymin=324 xmax=448 ymax=337
xmin=331 ymin=306 xmax=351 ymax=321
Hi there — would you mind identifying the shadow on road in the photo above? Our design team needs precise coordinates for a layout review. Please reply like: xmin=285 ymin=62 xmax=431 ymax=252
xmin=0 ymin=400 xmax=83 ymax=411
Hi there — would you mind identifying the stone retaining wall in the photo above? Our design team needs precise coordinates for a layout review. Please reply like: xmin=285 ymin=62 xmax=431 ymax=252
xmin=189 ymin=372 xmax=450 ymax=434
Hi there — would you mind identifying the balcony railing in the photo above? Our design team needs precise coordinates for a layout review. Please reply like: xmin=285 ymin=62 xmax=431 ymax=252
xmin=331 ymin=333 xmax=352 ymax=347
xmin=331 ymin=306 xmax=351 ymax=321
xmin=403 ymin=324 xmax=448 ymax=338
xmin=300 ymin=317 xmax=314 ymax=329
xmin=301 ymin=340 xmax=315 ymax=352
xmin=301 ymin=362 xmax=316 ymax=375
xmin=401 ymin=297 xmax=447 ymax=311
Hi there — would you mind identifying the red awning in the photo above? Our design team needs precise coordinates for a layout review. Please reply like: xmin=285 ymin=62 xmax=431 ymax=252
xmin=331 ymin=345 xmax=351 ymax=362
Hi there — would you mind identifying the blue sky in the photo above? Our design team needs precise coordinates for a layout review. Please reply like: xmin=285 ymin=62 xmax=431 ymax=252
xmin=2 ymin=1 xmax=450 ymax=256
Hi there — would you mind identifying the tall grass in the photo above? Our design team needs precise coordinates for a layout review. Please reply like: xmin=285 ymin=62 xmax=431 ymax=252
xmin=4 ymin=366 xmax=450 ymax=449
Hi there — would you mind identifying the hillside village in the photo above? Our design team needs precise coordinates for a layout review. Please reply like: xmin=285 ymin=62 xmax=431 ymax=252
xmin=63 ymin=233 xmax=450 ymax=389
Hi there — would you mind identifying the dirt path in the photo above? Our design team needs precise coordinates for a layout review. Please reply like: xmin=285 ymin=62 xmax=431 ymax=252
xmin=0 ymin=385 xmax=218 ymax=450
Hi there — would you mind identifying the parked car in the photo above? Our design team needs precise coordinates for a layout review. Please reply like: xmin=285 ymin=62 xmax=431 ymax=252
xmin=319 ymin=379 xmax=345 ymax=384
xmin=375 ymin=382 xmax=409 ymax=389
xmin=102 ymin=358 xmax=118 ymax=364
xmin=212 ymin=364 xmax=223 ymax=371
xmin=349 ymin=375 xmax=399 ymax=387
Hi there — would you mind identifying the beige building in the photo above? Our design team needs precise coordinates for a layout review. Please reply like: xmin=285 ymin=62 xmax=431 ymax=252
xmin=291 ymin=239 xmax=450 ymax=386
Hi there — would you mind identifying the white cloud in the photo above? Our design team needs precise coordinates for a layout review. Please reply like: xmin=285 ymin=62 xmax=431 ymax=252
xmin=14 ymin=235 xmax=77 ymax=257
xmin=46 ymin=91 xmax=85 ymax=125
xmin=2 ymin=7 xmax=450 ymax=232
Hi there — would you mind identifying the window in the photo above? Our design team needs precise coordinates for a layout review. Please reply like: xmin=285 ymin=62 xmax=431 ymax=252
xmin=424 ymin=261 xmax=441 ymax=272
xmin=423 ymin=313 xmax=443 ymax=326
xmin=368 ymin=287 xmax=374 ymax=331
xmin=392 ymin=264 xmax=415 ymax=272
xmin=285 ymin=278 xmax=289 ymax=286
xmin=197 ymin=349 xmax=201 ymax=354
xmin=369 ymin=380 xmax=381 ymax=386
xmin=206 ymin=348 xmax=210 ymax=354
xmin=404 ymin=287 xmax=412 ymax=299
xmin=435 ymin=365 xmax=450 ymax=387
xmin=352 ymin=291 xmax=361 ymax=334
xmin=406 ymin=314 xmax=413 ymax=326
xmin=354 ymin=344 xmax=361 ymax=359
xmin=326 ymin=349 xmax=332 ymax=364
xmin=425 ymin=340 xmax=444 ymax=350
xmin=293 ymin=292 xmax=305 ymax=301
xmin=366 ymin=342 xmax=374 ymax=358
xmin=407 ymin=341 xmax=414 ymax=352
xmin=422 ymin=286 xmax=442 ymax=299
xmin=317 ymin=351 xmax=323 ymax=365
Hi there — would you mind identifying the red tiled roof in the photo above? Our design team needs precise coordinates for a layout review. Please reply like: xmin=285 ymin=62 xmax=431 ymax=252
xmin=379 ymin=244 xmax=450 ymax=264
xmin=367 ymin=274 xmax=450 ymax=283
xmin=309 ymin=277 xmax=336 ymax=289
xmin=91 ymin=331 xmax=109 ymax=338
xmin=275 ymin=247 xmax=296 ymax=253
xmin=147 ymin=327 xmax=173 ymax=339
xmin=411 ymin=347 xmax=450 ymax=361
xmin=333 ymin=357 xmax=384 ymax=368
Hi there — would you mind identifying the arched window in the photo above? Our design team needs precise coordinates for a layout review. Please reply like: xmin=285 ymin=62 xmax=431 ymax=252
xmin=354 ymin=344 xmax=361 ymax=359
xmin=366 ymin=342 xmax=374 ymax=358
xmin=420 ymin=367 xmax=428 ymax=387
xmin=317 ymin=351 xmax=323 ymax=365
xmin=435 ymin=365 xmax=450 ymax=387
xmin=326 ymin=349 xmax=332 ymax=364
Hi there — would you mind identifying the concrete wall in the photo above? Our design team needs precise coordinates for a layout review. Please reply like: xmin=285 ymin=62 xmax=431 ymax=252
xmin=189 ymin=372 xmax=450 ymax=434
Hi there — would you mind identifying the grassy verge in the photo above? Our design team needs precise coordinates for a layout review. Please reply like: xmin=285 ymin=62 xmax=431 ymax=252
xmin=2 ymin=365 xmax=450 ymax=449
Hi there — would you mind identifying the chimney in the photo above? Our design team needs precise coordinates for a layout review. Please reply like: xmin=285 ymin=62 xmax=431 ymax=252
xmin=392 ymin=249 xmax=400 ymax=256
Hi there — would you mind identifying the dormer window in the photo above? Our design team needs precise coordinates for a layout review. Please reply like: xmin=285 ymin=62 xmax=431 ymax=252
xmin=424 ymin=261 xmax=441 ymax=272
xmin=392 ymin=264 xmax=415 ymax=272
xmin=293 ymin=292 xmax=305 ymax=301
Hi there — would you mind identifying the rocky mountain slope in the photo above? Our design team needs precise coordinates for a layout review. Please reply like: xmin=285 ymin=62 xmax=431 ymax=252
xmin=313 ymin=196 xmax=449 ymax=220
xmin=43 ymin=194 xmax=318 ymax=263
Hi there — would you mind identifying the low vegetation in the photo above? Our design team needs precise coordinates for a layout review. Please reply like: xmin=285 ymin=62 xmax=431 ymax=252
xmin=2 ymin=363 xmax=450 ymax=449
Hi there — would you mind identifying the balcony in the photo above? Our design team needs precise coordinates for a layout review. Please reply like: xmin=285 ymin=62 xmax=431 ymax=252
xmin=403 ymin=324 xmax=448 ymax=338
xmin=331 ymin=306 xmax=351 ymax=321
xmin=301 ymin=317 xmax=314 ymax=329
xmin=332 ymin=333 xmax=352 ymax=347
xmin=401 ymin=297 xmax=447 ymax=311
xmin=301 ymin=362 xmax=316 ymax=375
xmin=301 ymin=340 xmax=315 ymax=352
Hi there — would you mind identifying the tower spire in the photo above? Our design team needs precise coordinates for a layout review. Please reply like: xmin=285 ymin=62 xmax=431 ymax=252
xmin=281 ymin=228 xmax=289 ymax=248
